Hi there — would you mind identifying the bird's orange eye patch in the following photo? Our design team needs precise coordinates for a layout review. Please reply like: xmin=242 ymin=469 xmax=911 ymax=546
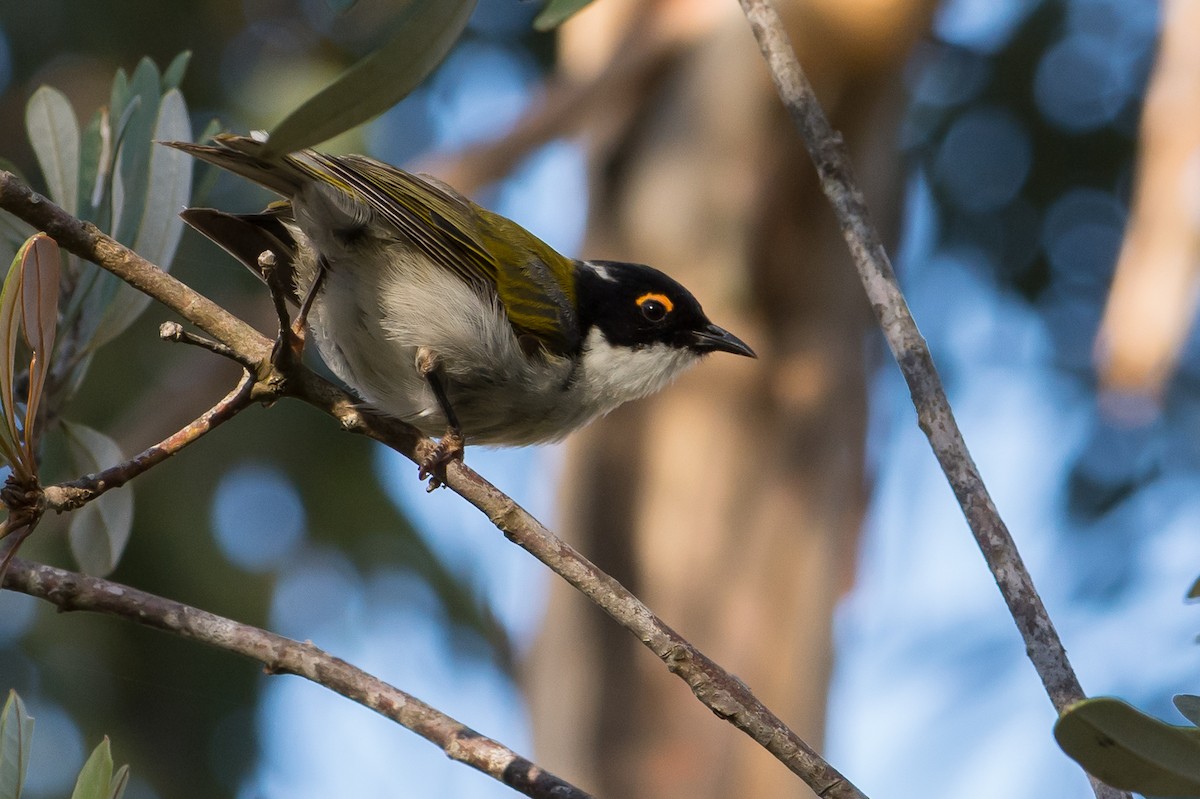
xmin=636 ymin=292 xmax=674 ymax=313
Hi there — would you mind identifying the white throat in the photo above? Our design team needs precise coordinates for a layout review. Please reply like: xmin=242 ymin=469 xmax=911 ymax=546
xmin=576 ymin=327 xmax=700 ymax=410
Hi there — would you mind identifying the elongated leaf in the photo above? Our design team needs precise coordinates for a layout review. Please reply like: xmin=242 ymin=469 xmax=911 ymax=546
xmin=0 ymin=690 xmax=35 ymax=799
xmin=1055 ymin=697 xmax=1200 ymax=795
xmin=112 ymin=59 xmax=161 ymax=244
xmin=263 ymin=0 xmax=476 ymax=155
xmin=19 ymin=234 xmax=60 ymax=462
xmin=64 ymin=422 xmax=133 ymax=576
xmin=161 ymin=51 xmax=192 ymax=91
xmin=105 ymin=765 xmax=129 ymax=799
xmin=0 ymin=240 xmax=29 ymax=468
xmin=533 ymin=0 xmax=595 ymax=31
xmin=108 ymin=149 xmax=126 ymax=240
xmin=1188 ymin=573 xmax=1200 ymax=600
xmin=74 ymin=88 xmax=141 ymax=348
xmin=70 ymin=738 xmax=113 ymax=799
xmin=79 ymin=108 xmax=113 ymax=221
xmin=25 ymin=86 xmax=80 ymax=215
xmin=135 ymin=90 xmax=191 ymax=265
xmin=20 ymin=234 xmax=59 ymax=361
xmin=109 ymin=68 xmax=129 ymax=125
xmin=89 ymin=90 xmax=192 ymax=349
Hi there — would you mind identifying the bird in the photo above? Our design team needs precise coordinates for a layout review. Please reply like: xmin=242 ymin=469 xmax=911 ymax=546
xmin=168 ymin=133 xmax=755 ymax=484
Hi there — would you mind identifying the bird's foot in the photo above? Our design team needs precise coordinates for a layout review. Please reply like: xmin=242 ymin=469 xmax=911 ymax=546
xmin=418 ymin=428 xmax=465 ymax=491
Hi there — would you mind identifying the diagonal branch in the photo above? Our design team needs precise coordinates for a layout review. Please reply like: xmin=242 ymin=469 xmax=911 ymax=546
xmin=0 ymin=174 xmax=271 ymax=361
xmin=0 ymin=172 xmax=866 ymax=797
xmin=735 ymin=2 xmax=1128 ymax=798
xmin=292 ymin=370 xmax=866 ymax=799
xmin=42 ymin=371 xmax=259 ymax=512
xmin=1 ymin=557 xmax=592 ymax=799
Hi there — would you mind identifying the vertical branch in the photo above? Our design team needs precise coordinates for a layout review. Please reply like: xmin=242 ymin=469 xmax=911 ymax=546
xmin=734 ymin=3 xmax=1128 ymax=798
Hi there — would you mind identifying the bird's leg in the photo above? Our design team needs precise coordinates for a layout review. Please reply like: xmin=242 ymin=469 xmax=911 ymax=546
xmin=415 ymin=346 xmax=465 ymax=490
xmin=293 ymin=254 xmax=329 ymax=341
xmin=267 ymin=252 xmax=328 ymax=369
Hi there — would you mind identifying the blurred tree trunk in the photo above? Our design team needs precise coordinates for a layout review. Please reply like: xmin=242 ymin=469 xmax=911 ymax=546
xmin=524 ymin=2 xmax=936 ymax=797
xmin=1096 ymin=0 xmax=1200 ymax=406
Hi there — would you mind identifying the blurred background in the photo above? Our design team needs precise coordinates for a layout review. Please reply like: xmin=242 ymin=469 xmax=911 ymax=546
xmin=1 ymin=0 xmax=1197 ymax=797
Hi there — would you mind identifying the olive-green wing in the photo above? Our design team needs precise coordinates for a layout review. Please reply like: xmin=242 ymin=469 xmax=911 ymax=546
xmin=168 ymin=135 xmax=582 ymax=355
xmin=294 ymin=151 xmax=581 ymax=355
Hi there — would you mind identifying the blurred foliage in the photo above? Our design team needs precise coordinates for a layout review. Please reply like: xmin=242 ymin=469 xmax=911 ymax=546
xmin=262 ymin=0 xmax=476 ymax=154
xmin=0 ymin=56 xmax=199 ymax=580
xmin=0 ymin=3 xmax=541 ymax=797
xmin=0 ymin=690 xmax=129 ymax=799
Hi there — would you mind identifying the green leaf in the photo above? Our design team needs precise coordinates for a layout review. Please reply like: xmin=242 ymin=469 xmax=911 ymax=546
xmin=161 ymin=51 xmax=192 ymax=91
xmin=64 ymin=422 xmax=133 ymax=576
xmin=70 ymin=737 xmax=113 ymax=799
xmin=0 ymin=239 xmax=30 ymax=469
xmin=0 ymin=689 xmax=35 ymax=799
xmin=25 ymin=86 xmax=80 ymax=215
xmin=1055 ymin=696 xmax=1200 ymax=796
xmin=90 ymin=89 xmax=192 ymax=350
xmin=533 ymin=0 xmax=595 ymax=31
xmin=109 ymin=68 xmax=129 ymax=123
xmin=78 ymin=108 xmax=113 ymax=221
xmin=18 ymin=234 xmax=60 ymax=462
xmin=1187 ymin=573 xmax=1200 ymax=600
xmin=135 ymin=90 xmax=192 ymax=266
xmin=111 ymin=58 xmax=161 ymax=244
xmin=105 ymin=765 xmax=129 ymax=799
xmin=1176 ymin=695 xmax=1200 ymax=727
xmin=263 ymin=0 xmax=476 ymax=155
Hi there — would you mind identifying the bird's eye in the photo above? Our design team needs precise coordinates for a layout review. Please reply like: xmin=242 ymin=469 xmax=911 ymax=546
xmin=636 ymin=292 xmax=673 ymax=322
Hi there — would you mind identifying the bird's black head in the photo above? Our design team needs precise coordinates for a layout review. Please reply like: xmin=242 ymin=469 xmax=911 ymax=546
xmin=575 ymin=260 xmax=755 ymax=357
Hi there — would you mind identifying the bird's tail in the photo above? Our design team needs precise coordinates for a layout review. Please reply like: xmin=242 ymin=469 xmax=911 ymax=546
xmin=163 ymin=133 xmax=309 ymax=198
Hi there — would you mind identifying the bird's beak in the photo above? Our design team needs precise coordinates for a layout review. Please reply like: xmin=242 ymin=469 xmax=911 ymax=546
xmin=690 ymin=323 xmax=757 ymax=358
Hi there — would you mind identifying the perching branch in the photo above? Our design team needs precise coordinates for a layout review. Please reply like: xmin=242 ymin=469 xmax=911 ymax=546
xmin=0 ymin=171 xmax=866 ymax=799
xmin=1 ymin=557 xmax=592 ymax=799
xmin=735 ymin=2 xmax=1127 ymax=798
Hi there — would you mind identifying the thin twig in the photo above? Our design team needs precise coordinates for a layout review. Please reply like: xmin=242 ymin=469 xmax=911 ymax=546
xmin=43 ymin=373 xmax=259 ymax=512
xmin=0 ymin=173 xmax=864 ymax=797
xmin=159 ymin=321 xmax=258 ymax=370
xmin=735 ymin=2 xmax=1128 ymax=798
xmin=1 ymin=557 xmax=592 ymax=799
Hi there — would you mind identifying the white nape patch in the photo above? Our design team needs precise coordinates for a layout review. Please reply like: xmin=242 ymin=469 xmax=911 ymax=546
xmin=577 ymin=327 xmax=700 ymax=407
xmin=583 ymin=261 xmax=618 ymax=282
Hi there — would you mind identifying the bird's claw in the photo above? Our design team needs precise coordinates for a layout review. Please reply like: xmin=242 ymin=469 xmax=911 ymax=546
xmin=419 ymin=429 xmax=465 ymax=491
